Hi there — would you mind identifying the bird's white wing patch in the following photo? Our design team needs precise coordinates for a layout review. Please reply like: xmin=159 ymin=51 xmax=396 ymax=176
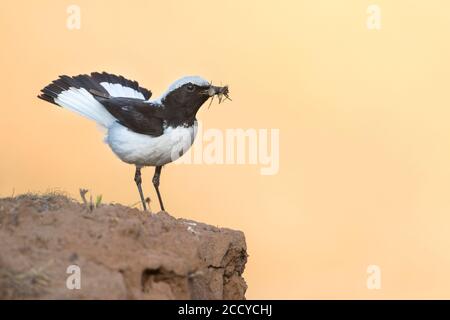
xmin=54 ymin=87 xmax=117 ymax=128
xmin=99 ymin=82 xmax=146 ymax=100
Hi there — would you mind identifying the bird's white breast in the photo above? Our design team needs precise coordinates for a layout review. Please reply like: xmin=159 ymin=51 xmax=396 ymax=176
xmin=106 ymin=122 xmax=197 ymax=167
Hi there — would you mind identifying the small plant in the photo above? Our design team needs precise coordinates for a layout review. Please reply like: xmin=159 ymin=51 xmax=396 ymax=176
xmin=79 ymin=189 xmax=103 ymax=212
xmin=95 ymin=195 xmax=102 ymax=208
xmin=79 ymin=189 xmax=88 ymax=206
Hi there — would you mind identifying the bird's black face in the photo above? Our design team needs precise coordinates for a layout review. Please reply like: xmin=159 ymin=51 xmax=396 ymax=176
xmin=162 ymin=82 xmax=230 ymax=126
xmin=164 ymin=83 xmax=210 ymax=113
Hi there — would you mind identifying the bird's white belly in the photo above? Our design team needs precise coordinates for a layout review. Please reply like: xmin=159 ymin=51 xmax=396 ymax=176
xmin=106 ymin=122 xmax=197 ymax=166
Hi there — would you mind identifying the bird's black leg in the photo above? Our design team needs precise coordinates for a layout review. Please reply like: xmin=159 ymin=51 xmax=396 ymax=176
xmin=152 ymin=166 xmax=165 ymax=211
xmin=134 ymin=166 xmax=147 ymax=211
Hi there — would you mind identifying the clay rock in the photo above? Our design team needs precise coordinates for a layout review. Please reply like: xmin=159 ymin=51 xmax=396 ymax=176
xmin=0 ymin=193 xmax=248 ymax=299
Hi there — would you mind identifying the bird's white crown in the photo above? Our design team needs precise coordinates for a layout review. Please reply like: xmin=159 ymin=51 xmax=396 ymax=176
xmin=150 ymin=76 xmax=210 ymax=104
xmin=167 ymin=76 xmax=210 ymax=92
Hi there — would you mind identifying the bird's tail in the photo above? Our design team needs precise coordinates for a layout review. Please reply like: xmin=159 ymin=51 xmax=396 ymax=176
xmin=38 ymin=74 xmax=117 ymax=128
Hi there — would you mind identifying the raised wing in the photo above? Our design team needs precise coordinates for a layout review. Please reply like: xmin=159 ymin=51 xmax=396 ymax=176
xmin=94 ymin=96 xmax=164 ymax=136
xmin=38 ymin=72 xmax=155 ymax=129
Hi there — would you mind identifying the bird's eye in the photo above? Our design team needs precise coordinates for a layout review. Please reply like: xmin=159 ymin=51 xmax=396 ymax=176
xmin=186 ymin=84 xmax=195 ymax=92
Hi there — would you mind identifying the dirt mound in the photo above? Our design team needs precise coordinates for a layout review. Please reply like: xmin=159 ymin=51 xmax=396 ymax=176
xmin=0 ymin=193 xmax=247 ymax=299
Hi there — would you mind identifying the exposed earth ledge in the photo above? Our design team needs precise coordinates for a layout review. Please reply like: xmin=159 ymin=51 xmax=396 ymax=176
xmin=0 ymin=193 xmax=248 ymax=299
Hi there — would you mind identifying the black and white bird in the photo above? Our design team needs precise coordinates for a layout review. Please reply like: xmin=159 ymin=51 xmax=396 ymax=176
xmin=38 ymin=72 xmax=230 ymax=212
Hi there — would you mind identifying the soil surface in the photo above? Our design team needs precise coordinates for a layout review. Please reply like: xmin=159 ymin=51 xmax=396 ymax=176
xmin=0 ymin=193 xmax=247 ymax=299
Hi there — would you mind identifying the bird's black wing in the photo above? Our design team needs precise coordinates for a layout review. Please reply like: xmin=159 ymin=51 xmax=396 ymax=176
xmin=94 ymin=96 xmax=164 ymax=136
xmin=38 ymin=72 xmax=153 ymax=106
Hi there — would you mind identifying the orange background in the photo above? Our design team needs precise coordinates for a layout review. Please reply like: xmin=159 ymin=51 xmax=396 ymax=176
xmin=2 ymin=0 xmax=450 ymax=299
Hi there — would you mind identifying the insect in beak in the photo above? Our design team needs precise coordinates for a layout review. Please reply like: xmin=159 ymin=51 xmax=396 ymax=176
xmin=206 ymin=83 xmax=232 ymax=108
